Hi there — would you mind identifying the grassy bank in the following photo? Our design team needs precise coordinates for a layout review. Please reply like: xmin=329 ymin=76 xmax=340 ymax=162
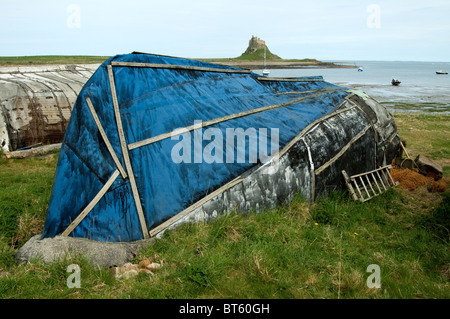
xmin=383 ymin=102 xmax=450 ymax=114
xmin=0 ymin=55 xmax=352 ymax=70
xmin=0 ymin=55 xmax=109 ymax=66
xmin=0 ymin=113 xmax=448 ymax=299
xmin=393 ymin=112 xmax=450 ymax=176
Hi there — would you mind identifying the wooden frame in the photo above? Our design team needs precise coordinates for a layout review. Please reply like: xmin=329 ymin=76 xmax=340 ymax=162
xmin=342 ymin=165 xmax=398 ymax=202
xmin=149 ymin=103 xmax=359 ymax=237
xmin=110 ymin=61 xmax=252 ymax=74
xmin=107 ymin=65 xmax=149 ymax=239
xmin=257 ymin=76 xmax=324 ymax=82
xmin=85 ymin=97 xmax=127 ymax=179
xmin=314 ymin=125 xmax=371 ymax=176
xmin=62 ymin=169 xmax=120 ymax=236
xmin=128 ymin=94 xmax=316 ymax=150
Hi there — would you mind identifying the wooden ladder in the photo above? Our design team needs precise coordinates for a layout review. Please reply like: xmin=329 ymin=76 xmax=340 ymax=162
xmin=342 ymin=165 xmax=399 ymax=202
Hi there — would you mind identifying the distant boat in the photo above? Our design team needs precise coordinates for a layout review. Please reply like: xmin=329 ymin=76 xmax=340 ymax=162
xmin=358 ymin=67 xmax=364 ymax=72
xmin=262 ymin=46 xmax=270 ymax=77
xmin=436 ymin=70 xmax=448 ymax=75
xmin=391 ymin=78 xmax=401 ymax=86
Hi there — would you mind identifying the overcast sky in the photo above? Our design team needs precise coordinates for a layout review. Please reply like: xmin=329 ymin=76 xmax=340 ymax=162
xmin=1 ymin=0 xmax=449 ymax=61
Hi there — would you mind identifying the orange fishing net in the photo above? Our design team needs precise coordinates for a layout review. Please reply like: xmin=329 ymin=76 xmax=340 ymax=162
xmin=390 ymin=167 xmax=449 ymax=192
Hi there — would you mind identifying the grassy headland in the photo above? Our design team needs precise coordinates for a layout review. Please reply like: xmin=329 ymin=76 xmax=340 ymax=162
xmin=0 ymin=54 xmax=353 ymax=69
xmin=0 ymin=111 xmax=448 ymax=299
xmin=198 ymin=55 xmax=354 ymax=69
xmin=198 ymin=47 xmax=355 ymax=69
xmin=0 ymin=55 xmax=109 ymax=66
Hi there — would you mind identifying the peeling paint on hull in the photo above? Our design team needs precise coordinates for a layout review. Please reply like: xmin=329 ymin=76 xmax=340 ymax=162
xmin=0 ymin=64 xmax=98 ymax=151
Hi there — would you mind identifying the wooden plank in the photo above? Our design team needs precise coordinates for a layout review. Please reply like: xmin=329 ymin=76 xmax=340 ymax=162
xmin=350 ymin=165 xmax=392 ymax=179
xmin=365 ymin=174 xmax=376 ymax=196
xmin=107 ymin=65 xmax=149 ymax=239
xmin=150 ymin=176 xmax=243 ymax=237
xmin=276 ymin=88 xmax=339 ymax=96
xmin=400 ymin=141 xmax=410 ymax=158
xmin=342 ymin=170 xmax=358 ymax=201
xmin=371 ymin=172 xmax=383 ymax=194
xmin=128 ymin=94 xmax=314 ymax=150
xmin=386 ymin=167 xmax=398 ymax=186
xmin=359 ymin=176 xmax=370 ymax=200
xmin=375 ymin=170 xmax=388 ymax=190
xmin=352 ymin=179 xmax=364 ymax=201
xmin=303 ymin=139 xmax=316 ymax=202
xmin=344 ymin=164 xmax=401 ymax=202
xmin=61 ymin=169 xmax=120 ymax=237
xmin=257 ymin=77 xmax=324 ymax=82
xmin=276 ymin=90 xmax=317 ymax=95
xmin=85 ymin=97 xmax=127 ymax=179
xmin=277 ymin=104 xmax=357 ymax=160
xmin=379 ymin=169 xmax=391 ymax=187
xmin=110 ymin=61 xmax=251 ymax=74
xmin=315 ymin=125 xmax=370 ymax=176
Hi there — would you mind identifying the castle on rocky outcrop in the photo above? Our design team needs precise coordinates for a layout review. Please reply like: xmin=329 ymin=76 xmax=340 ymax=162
xmin=244 ymin=36 xmax=268 ymax=55
xmin=242 ymin=35 xmax=280 ymax=60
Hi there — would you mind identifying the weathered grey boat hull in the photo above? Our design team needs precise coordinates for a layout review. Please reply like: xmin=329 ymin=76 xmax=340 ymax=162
xmin=0 ymin=64 xmax=97 ymax=152
xmin=155 ymin=90 xmax=401 ymax=237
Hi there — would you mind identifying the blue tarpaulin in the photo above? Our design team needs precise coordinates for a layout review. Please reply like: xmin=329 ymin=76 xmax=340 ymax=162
xmin=42 ymin=52 xmax=362 ymax=242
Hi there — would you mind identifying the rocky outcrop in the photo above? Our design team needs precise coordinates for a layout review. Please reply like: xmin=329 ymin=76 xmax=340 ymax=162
xmin=244 ymin=36 xmax=268 ymax=55
xmin=241 ymin=35 xmax=281 ymax=60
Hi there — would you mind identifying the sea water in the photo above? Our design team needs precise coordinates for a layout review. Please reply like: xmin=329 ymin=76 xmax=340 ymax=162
xmin=254 ymin=61 xmax=450 ymax=113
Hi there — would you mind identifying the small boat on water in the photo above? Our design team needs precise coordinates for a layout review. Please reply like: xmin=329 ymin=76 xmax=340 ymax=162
xmin=436 ymin=70 xmax=448 ymax=75
xmin=358 ymin=67 xmax=364 ymax=72
xmin=262 ymin=46 xmax=270 ymax=77
xmin=391 ymin=78 xmax=401 ymax=86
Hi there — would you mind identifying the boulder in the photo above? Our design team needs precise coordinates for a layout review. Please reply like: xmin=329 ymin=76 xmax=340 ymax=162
xmin=16 ymin=234 xmax=154 ymax=268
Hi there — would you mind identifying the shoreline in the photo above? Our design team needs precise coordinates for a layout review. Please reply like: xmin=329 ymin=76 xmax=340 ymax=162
xmin=0 ymin=55 xmax=356 ymax=69
xmin=200 ymin=59 xmax=357 ymax=69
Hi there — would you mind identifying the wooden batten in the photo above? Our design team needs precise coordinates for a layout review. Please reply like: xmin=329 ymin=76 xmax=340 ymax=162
xmin=62 ymin=169 xmax=120 ymax=237
xmin=257 ymin=77 xmax=324 ymax=82
xmin=315 ymin=125 xmax=371 ymax=176
xmin=342 ymin=165 xmax=398 ymax=202
xmin=85 ymin=97 xmax=127 ymax=179
xmin=128 ymin=94 xmax=315 ymax=150
xmin=110 ymin=61 xmax=252 ymax=74
xmin=149 ymin=176 xmax=243 ymax=237
xmin=107 ymin=65 xmax=149 ymax=239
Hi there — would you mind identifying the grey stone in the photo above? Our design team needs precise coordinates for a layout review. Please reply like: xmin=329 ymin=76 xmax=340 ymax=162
xmin=15 ymin=234 xmax=154 ymax=268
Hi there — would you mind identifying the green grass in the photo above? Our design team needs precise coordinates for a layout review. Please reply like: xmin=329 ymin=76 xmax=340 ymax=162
xmin=1 ymin=55 xmax=329 ymax=69
xmin=393 ymin=113 xmax=450 ymax=176
xmin=123 ymin=190 xmax=448 ymax=299
xmin=1 ymin=188 xmax=448 ymax=299
xmin=235 ymin=48 xmax=282 ymax=61
xmin=383 ymin=102 xmax=450 ymax=114
xmin=0 ymin=112 xmax=448 ymax=299
xmin=0 ymin=156 xmax=57 ymax=245
xmin=0 ymin=55 xmax=110 ymax=66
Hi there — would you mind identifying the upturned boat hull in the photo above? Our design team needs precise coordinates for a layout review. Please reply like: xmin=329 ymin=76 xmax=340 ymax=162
xmin=41 ymin=52 xmax=401 ymax=242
